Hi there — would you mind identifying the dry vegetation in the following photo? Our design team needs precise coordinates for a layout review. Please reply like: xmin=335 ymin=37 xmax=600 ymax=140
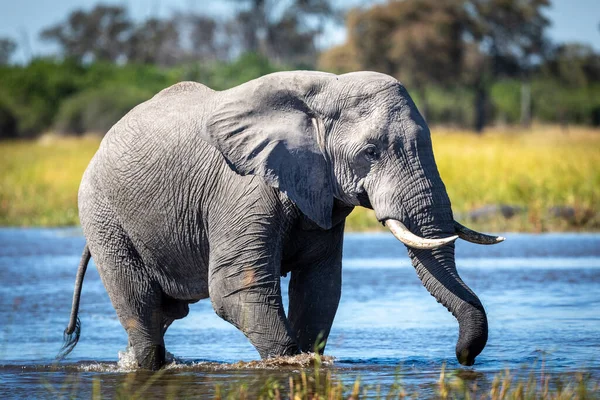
xmin=1 ymin=126 xmax=599 ymax=231
xmin=63 ymin=358 xmax=599 ymax=399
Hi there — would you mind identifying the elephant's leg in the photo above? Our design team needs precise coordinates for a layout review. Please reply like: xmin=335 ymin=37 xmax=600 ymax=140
xmin=82 ymin=205 xmax=167 ymax=370
xmin=98 ymin=253 xmax=166 ymax=370
xmin=209 ymin=261 xmax=298 ymax=359
xmin=287 ymin=223 xmax=344 ymax=353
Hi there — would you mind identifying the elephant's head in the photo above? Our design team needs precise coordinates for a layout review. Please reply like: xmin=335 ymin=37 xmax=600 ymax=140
xmin=206 ymin=71 xmax=503 ymax=366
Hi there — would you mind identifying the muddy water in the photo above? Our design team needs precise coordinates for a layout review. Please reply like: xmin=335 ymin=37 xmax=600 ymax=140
xmin=1 ymin=229 xmax=599 ymax=398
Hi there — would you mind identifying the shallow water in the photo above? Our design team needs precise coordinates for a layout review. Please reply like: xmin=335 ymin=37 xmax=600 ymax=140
xmin=1 ymin=229 xmax=599 ymax=397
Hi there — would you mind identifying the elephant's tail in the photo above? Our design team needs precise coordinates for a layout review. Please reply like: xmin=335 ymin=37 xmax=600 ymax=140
xmin=56 ymin=245 xmax=91 ymax=361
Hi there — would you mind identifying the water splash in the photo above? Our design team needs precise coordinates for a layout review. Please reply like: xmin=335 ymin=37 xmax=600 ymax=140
xmin=115 ymin=347 xmax=183 ymax=371
xmin=168 ymin=353 xmax=335 ymax=371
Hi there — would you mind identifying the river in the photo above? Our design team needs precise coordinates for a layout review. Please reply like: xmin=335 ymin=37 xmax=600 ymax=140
xmin=0 ymin=229 xmax=599 ymax=398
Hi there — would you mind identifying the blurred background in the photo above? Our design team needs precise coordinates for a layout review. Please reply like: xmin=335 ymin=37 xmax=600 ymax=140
xmin=0 ymin=0 xmax=599 ymax=231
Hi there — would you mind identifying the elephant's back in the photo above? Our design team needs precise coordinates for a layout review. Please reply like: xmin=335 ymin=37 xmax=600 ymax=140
xmin=79 ymin=83 xmax=225 ymax=298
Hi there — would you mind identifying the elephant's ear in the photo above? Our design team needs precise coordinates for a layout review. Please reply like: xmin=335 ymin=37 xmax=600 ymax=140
xmin=206 ymin=86 xmax=333 ymax=229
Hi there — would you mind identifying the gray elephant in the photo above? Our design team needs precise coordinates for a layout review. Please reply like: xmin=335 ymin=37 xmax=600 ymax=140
xmin=59 ymin=71 xmax=503 ymax=370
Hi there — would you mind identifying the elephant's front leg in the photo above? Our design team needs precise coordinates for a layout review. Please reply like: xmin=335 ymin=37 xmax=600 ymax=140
xmin=287 ymin=223 xmax=344 ymax=353
xmin=209 ymin=258 xmax=298 ymax=358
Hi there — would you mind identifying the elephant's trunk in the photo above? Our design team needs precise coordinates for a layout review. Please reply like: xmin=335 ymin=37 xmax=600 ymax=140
xmin=409 ymin=244 xmax=488 ymax=366
xmin=379 ymin=193 xmax=488 ymax=365
xmin=366 ymin=101 xmax=488 ymax=364
xmin=400 ymin=164 xmax=487 ymax=365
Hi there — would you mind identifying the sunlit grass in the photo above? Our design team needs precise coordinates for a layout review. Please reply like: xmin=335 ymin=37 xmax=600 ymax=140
xmin=1 ymin=126 xmax=599 ymax=231
xmin=0 ymin=135 xmax=100 ymax=226
xmin=52 ymin=360 xmax=599 ymax=399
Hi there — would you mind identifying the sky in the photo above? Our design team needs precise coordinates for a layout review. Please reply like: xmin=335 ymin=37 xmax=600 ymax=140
xmin=1 ymin=0 xmax=599 ymax=64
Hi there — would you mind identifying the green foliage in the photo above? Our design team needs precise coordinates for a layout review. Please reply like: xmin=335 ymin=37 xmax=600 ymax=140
xmin=78 ymin=61 xmax=180 ymax=93
xmin=2 ymin=51 xmax=600 ymax=139
xmin=0 ymin=53 xmax=290 ymax=138
xmin=421 ymin=85 xmax=475 ymax=127
xmin=533 ymin=79 xmax=600 ymax=125
xmin=186 ymin=53 xmax=290 ymax=91
xmin=0 ymin=89 xmax=18 ymax=139
xmin=0 ymin=59 xmax=85 ymax=137
xmin=54 ymin=85 xmax=153 ymax=135
xmin=490 ymin=79 xmax=522 ymax=124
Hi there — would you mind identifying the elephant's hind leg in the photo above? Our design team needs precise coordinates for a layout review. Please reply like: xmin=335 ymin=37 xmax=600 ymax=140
xmin=96 ymin=250 xmax=167 ymax=369
xmin=82 ymin=203 xmax=168 ymax=370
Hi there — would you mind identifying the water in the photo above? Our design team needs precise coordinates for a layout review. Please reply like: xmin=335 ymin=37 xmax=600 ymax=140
xmin=1 ymin=228 xmax=599 ymax=398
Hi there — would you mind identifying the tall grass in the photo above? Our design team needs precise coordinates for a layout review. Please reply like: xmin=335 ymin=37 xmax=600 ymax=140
xmin=1 ymin=126 xmax=599 ymax=231
xmin=433 ymin=126 xmax=600 ymax=232
xmin=63 ymin=359 xmax=599 ymax=399
xmin=0 ymin=135 xmax=99 ymax=226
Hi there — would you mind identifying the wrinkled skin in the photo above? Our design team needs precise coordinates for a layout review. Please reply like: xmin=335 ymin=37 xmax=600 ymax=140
xmin=77 ymin=71 xmax=488 ymax=369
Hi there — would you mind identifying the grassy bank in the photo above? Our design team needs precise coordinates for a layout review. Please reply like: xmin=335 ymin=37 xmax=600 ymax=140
xmin=1 ymin=127 xmax=599 ymax=231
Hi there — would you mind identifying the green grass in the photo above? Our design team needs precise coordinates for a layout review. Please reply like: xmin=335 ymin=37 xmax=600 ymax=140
xmin=1 ymin=126 xmax=599 ymax=231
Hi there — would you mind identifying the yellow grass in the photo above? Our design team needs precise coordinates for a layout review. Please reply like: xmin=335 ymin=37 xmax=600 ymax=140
xmin=51 ymin=360 xmax=599 ymax=399
xmin=0 ymin=135 xmax=100 ymax=226
xmin=1 ymin=126 xmax=599 ymax=230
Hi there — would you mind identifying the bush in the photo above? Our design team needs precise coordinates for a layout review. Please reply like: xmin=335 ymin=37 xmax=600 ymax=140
xmin=424 ymin=85 xmax=475 ymax=127
xmin=0 ymin=59 xmax=85 ymax=137
xmin=54 ymin=86 xmax=153 ymax=135
xmin=0 ymin=91 xmax=18 ymax=139
xmin=79 ymin=61 xmax=179 ymax=94
xmin=202 ymin=52 xmax=289 ymax=90
xmin=490 ymin=79 xmax=521 ymax=124
xmin=533 ymin=79 xmax=600 ymax=125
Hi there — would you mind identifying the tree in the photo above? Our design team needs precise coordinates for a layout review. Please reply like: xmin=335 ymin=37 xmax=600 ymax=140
xmin=227 ymin=0 xmax=339 ymax=65
xmin=40 ymin=5 xmax=132 ymax=63
xmin=174 ymin=13 xmax=234 ymax=62
xmin=465 ymin=0 xmax=550 ymax=130
xmin=126 ymin=18 xmax=180 ymax=66
xmin=541 ymin=43 xmax=600 ymax=87
xmin=320 ymin=0 xmax=551 ymax=131
xmin=320 ymin=0 xmax=468 ymax=119
xmin=0 ymin=37 xmax=17 ymax=65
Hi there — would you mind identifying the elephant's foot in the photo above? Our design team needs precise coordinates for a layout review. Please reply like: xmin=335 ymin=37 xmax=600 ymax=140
xmin=137 ymin=344 xmax=166 ymax=370
xmin=257 ymin=342 xmax=300 ymax=359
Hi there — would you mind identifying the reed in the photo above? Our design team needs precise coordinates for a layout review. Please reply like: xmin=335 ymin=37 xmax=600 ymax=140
xmin=1 ymin=126 xmax=599 ymax=231
xmin=73 ymin=360 xmax=599 ymax=399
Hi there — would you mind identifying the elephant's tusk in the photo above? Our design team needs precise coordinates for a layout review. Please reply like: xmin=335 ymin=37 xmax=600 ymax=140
xmin=385 ymin=219 xmax=458 ymax=249
xmin=454 ymin=221 xmax=505 ymax=245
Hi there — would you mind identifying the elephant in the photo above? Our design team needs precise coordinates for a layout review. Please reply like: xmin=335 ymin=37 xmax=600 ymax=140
xmin=58 ymin=71 xmax=504 ymax=370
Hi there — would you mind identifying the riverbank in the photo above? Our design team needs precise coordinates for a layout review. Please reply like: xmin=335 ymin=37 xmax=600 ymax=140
xmin=1 ymin=126 xmax=599 ymax=231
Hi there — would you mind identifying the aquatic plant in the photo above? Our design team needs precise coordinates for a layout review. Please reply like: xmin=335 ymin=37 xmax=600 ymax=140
xmin=65 ymin=357 xmax=599 ymax=399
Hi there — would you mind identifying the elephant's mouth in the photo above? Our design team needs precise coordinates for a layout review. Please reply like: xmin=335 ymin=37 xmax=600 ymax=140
xmin=382 ymin=218 xmax=505 ymax=249
xmin=356 ymin=190 xmax=372 ymax=209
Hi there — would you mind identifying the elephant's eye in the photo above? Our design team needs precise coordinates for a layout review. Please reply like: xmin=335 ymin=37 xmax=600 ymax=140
xmin=364 ymin=145 xmax=380 ymax=162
